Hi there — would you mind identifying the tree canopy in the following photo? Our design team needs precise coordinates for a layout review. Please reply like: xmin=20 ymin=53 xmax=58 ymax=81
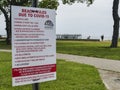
xmin=63 ymin=0 xmax=120 ymax=48
xmin=38 ymin=0 xmax=59 ymax=10
xmin=0 ymin=0 xmax=59 ymax=44
xmin=1 ymin=0 xmax=119 ymax=48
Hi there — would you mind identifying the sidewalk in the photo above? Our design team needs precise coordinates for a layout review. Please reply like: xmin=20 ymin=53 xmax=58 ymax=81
xmin=0 ymin=49 xmax=11 ymax=52
xmin=57 ymin=53 xmax=120 ymax=90
xmin=57 ymin=53 xmax=120 ymax=72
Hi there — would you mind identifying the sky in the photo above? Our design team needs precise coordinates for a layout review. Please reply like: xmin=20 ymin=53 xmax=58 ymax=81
xmin=0 ymin=0 xmax=118 ymax=40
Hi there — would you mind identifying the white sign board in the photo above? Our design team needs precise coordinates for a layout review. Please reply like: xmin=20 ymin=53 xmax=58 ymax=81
xmin=11 ymin=6 xmax=56 ymax=86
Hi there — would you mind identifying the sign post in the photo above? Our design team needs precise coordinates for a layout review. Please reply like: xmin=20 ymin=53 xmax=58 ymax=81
xmin=11 ymin=4 xmax=56 ymax=88
xmin=32 ymin=0 xmax=38 ymax=7
xmin=31 ymin=0 xmax=39 ymax=90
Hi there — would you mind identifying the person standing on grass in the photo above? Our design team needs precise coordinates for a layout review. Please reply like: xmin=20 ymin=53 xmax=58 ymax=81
xmin=101 ymin=35 xmax=104 ymax=41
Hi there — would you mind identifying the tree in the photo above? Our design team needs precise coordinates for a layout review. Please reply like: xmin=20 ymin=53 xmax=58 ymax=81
xmin=0 ymin=0 xmax=91 ymax=45
xmin=0 ymin=0 xmax=11 ymax=45
xmin=0 ymin=0 xmax=30 ymax=45
xmin=38 ymin=0 xmax=59 ymax=10
xmin=0 ymin=0 xmax=59 ymax=45
xmin=4 ymin=0 xmax=119 ymax=47
xmin=63 ymin=0 xmax=120 ymax=48
xmin=110 ymin=0 xmax=120 ymax=48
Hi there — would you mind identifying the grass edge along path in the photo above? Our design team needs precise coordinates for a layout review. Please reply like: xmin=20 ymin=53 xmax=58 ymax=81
xmin=0 ymin=52 xmax=106 ymax=90
xmin=57 ymin=40 xmax=120 ymax=60
xmin=1 ymin=40 xmax=120 ymax=60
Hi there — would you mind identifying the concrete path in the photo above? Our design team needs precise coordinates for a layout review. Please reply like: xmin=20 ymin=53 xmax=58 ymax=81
xmin=57 ymin=53 xmax=120 ymax=72
xmin=57 ymin=53 xmax=120 ymax=90
xmin=0 ymin=49 xmax=11 ymax=52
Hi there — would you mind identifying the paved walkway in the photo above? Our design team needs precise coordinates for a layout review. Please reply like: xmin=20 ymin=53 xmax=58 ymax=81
xmin=57 ymin=53 xmax=120 ymax=72
xmin=57 ymin=53 xmax=120 ymax=90
xmin=0 ymin=49 xmax=11 ymax=52
xmin=1 ymin=49 xmax=120 ymax=90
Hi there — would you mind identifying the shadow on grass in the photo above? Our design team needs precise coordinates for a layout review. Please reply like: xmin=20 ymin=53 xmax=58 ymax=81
xmin=98 ymin=46 xmax=120 ymax=48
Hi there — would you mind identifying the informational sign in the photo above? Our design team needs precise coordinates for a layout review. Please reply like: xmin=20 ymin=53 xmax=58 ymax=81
xmin=11 ymin=6 xmax=56 ymax=86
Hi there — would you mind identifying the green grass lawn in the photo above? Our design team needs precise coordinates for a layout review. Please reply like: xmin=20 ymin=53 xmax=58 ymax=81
xmin=57 ymin=40 xmax=120 ymax=60
xmin=1 ymin=39 xmax=120 ymax=60
xmin=0 ymin=52 xmax=106 ymax=90
xmin=0 ymin=40 xmax=11 ymax=49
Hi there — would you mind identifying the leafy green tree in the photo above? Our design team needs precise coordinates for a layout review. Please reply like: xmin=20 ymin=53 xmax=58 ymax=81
xmin=1 ymin=0 xmax=119 ymax=48
xmin=0 ymin=0 xmax=59 ymax=45
xmin=0 ymin=0 xmax=11 ymax=45
xmin=0 ymin=0 xmax=30 ymax=45
xmin=63 ymin=0 xmax=120 ymax=48
xmin=0 ymin=0 xmax=92 ymax=45
xmin=38 ymin=0 xmax=59 ymax=10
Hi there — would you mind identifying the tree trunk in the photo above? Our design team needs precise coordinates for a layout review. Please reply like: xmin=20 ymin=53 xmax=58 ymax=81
xmin=6 ymin=18 xmax=11 ymax=45
xmin=0 ymin=6 xmax=11 ymax=45
xmin=110 ymin=0 xmax=119 ymax=48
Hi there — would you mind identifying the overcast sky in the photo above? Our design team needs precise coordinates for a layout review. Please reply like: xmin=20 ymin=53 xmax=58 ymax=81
xmin=0 ymin=0 xmax=118 ymax=40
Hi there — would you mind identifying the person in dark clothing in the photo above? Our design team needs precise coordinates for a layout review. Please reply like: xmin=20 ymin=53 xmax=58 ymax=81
xmin=101 ymin=35 xmax=104 ymax=41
